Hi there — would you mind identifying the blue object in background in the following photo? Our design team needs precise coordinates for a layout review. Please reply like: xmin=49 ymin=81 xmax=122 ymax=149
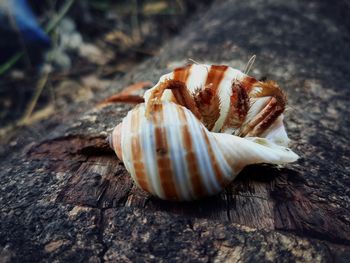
xmin=0 ymin=0 xmax=50 ymax=65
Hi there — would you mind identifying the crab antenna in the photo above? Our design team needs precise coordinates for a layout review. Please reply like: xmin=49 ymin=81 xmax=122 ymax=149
xmin=188 ymin=58 xmax=200 ymax=64
xmin=243 ymin=55 xmax=256 ymax=75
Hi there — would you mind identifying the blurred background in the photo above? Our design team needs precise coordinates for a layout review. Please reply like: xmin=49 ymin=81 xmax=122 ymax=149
xmin=0 ymin=0 xmax=212 ymax=134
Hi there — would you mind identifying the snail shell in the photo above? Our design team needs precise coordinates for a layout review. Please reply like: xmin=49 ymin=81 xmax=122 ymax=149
xmin=109 ymin=101 xmax=298 ymax=201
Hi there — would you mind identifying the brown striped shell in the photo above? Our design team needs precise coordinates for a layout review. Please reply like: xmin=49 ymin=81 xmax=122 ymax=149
xmin=109 ymin=101 xmax=298 ymax=201
xmin=108 ymin=63 xmax=299 ymax=200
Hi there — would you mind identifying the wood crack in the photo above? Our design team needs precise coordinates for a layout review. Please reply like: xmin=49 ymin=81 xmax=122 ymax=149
xmin=97 ymin=208 xmax=108 ymax=263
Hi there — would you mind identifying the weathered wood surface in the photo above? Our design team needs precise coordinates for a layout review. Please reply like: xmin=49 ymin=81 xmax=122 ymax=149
xmin=1 ymin=0 xmax=350 ymax=262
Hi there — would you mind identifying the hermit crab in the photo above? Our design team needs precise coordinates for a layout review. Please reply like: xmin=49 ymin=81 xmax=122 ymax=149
xmin=107 ymin=62 xmax=299 ymax=201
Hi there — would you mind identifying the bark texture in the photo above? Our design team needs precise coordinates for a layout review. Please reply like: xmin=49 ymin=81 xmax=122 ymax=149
xmin=1 ymin=0 xmax=349 ymax=262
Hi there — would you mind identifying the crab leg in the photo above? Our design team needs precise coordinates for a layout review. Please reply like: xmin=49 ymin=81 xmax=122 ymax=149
xmin=221 ymin=80 xmax=249 ymax=134
xmin=240 ymin=80 xmax=286 ymax=137
xmin=146 ymin=79 xmax=203 ymax=120
xmin=243 ymin=97 xmax=285 ymax=136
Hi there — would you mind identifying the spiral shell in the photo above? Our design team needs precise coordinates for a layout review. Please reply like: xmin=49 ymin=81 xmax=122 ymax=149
xmin=109 ymin=101 xmax=298 ymax=201
xmin=108 ymin=63 xmax=299 ymax=200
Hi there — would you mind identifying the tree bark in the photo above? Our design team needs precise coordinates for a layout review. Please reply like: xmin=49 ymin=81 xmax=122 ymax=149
xmin=1 ymin=0 xmax=349 ymax=262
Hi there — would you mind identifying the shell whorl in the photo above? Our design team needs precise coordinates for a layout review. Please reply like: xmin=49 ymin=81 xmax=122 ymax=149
xmin=110 ymin=101 xmax=298 ymax=201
